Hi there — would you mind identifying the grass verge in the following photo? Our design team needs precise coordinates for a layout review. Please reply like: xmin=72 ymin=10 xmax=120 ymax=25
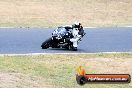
xmin=0 ymin=0 xmax=131 ymax=27
xmin=0 ymin=53 xmax=132 ymax=88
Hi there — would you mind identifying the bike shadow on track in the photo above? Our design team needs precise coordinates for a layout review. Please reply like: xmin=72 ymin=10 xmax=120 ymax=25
xmin=42 ymin=48 xmax=88 ymax=53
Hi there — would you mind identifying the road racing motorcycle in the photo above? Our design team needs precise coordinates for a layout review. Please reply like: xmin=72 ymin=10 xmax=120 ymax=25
xmin=41 ymin=26 xmax=86 ymax=51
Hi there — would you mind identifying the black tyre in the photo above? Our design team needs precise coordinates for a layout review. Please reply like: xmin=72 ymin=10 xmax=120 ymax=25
xmin=41 ymin=38 xmax=52 ymax=49
xmin=65 ymin=45 xmax=71 ymax=50
xmin=72 ymin=47 xmax=77 ymax=51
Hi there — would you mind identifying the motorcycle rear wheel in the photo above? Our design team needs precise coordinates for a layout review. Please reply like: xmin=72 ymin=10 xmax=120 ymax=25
xmin=72 ymin=47 xmax=77 ymax=51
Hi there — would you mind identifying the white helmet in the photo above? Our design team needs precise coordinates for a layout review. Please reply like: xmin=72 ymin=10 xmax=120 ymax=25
xmin=74 ymin=21 xmax=80 ymax=26
xmin=73 ymin=21 xmax=81 ymax=28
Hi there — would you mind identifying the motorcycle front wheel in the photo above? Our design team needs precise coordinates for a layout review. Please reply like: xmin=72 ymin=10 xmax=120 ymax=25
xmin=41 ymin=37 xmax=52 ymax=49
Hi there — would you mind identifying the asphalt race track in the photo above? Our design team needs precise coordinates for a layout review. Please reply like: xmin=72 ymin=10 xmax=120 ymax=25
xmin=0 ymin=27 xmax=132 ymax=54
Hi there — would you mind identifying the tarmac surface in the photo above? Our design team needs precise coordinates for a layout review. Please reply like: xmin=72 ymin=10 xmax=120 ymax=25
xmin=0 ymin=27 xmax=132 ymax=54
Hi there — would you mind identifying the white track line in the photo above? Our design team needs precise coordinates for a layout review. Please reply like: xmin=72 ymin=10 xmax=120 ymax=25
xmin=0 ymin=26 xmax=132 ymax=29
xmin=122 ymin=26 xmax=132 ymax=28
xmin=84 ymin=27 xmax=97 ymax=28
xmin=0 ymin=52 xmax=132 ymax=56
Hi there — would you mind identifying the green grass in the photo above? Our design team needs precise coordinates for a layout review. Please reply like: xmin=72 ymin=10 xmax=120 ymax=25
xmin=0 ymin=53 xmax=132 ymax=88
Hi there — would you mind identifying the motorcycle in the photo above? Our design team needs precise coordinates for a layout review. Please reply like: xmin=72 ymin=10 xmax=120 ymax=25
xmin=41 ymin=26 xmax=86 ymax=51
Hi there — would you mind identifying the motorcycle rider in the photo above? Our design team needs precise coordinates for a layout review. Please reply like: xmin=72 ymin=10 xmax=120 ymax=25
xmin=64 ymin=21 xmax=84 ymax=36
xmin=41 ymin=21 xmax=85 ymax=51
xmin=70 ymin=21 xmax=84 ymax=50
xmin=62 ymin=21 xmax=84 ymax=50
xmin=72 ymin=21 xmax=84 ymax=36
